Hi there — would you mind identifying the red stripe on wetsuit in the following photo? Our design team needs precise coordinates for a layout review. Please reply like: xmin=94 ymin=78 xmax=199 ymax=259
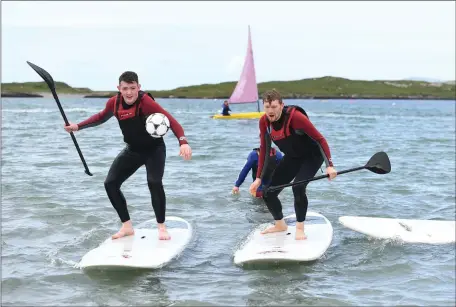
xmin=77 ymin=94 xmax=188 ymax=146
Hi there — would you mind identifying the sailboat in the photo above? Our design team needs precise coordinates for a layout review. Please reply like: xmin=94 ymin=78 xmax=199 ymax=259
xmin=212 ymin=26 xmax=265 ymax=120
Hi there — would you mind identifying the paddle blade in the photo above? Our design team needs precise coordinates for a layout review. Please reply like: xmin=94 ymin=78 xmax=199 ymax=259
xmin=365 ymin=151 xmax=391 ymax=174
xmin=26 ymin=61 xmax=55 ymax=91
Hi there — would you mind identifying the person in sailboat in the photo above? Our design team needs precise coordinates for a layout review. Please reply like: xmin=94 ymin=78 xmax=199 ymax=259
xmin=232 ymin=143 xmax=283 ymax=198
xmin=221 ymin=100 xmax=231 ymax=116
xmin=249 ymin=89 xmax=337 ymax=240
xmin=63 ymin=71 xmax=192 ymax=241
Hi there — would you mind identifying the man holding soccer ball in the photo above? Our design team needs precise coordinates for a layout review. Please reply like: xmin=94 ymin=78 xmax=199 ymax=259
xmin=63 ymin=71 xmax=192 ymax=241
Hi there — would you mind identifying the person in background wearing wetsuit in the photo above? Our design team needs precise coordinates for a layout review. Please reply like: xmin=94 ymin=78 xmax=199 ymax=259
xmin=63 ymin=71 xmax=192 ymax=241
xmin=232 ymin=147 xmax=283 ymax=198
xmin=222 ymin=100 xmax=231 ymax=116
xmin=249 ymin=89 xmax=337 ymax=240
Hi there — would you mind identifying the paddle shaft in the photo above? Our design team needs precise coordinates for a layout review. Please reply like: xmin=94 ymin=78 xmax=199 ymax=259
xmin=51 ymin=91 xmax=70 ymax=124
xmin=50 ymin=90 xmax=93 ymax=176
xmin=268 ymin=165 xmax=365 ymax=192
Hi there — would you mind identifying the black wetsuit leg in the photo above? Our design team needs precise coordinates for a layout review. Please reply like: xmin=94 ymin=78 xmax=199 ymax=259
xmin=104 ymin=147 xmax=144 ymax=222
xmin=263 ymin=154 xmax=323 ymax=222
xmin=144 ymin=144 xmax=167 ymax=223
xmin=292 ymin=154 xmax=323 ymax=222
xmin=263 ymin=155 xmax=301 ymax=220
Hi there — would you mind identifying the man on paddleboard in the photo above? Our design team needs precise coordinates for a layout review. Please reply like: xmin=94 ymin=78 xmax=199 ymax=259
xmin=232 ymin=147 xmax=283 ymax=198
xmin=63 ymin=71 xmax=192 ymax=241
xmin=249 ymin=89 xmax=337 ymax=240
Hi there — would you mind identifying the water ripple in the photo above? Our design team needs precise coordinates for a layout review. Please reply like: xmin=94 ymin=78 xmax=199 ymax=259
xmin=1 ymin=98 xmax=455 ymax=306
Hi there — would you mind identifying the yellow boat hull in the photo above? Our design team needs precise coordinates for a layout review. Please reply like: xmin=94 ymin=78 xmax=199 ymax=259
xmin=211 ymin=112 xmax=265 ymax=119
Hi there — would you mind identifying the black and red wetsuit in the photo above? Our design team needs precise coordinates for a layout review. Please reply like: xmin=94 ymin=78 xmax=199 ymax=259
xmin=77 ymin=91 xmax=188 ymax=224
xmin=257 ymin=105 xmax=334 ymax=222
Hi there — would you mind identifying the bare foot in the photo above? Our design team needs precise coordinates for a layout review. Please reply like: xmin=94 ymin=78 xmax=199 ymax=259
xmin=112 ymin=220 xmax=134 ymax=239
xmin=112 ymin=228 xmax=134 ymax=239
xmin=158 ymin=224 xmax=171 ymax=240
xmin=295 ymin=222 xmax=307 ymax=240
xmin=261 ymin=220 xmax=288 ymax=234
xmin=295 ymin=228 xmax=307 ymax=240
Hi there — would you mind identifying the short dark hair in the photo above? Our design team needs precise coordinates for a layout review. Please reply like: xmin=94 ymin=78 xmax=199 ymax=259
xmin=119 ymin=71 xmax=138 ymax=84
xmin=262 ymin=89 xmax=282 ymax=104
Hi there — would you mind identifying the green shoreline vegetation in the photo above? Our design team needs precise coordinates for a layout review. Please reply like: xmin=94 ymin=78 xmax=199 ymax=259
xmin=2 ymin=77 xmax=455 ymax=100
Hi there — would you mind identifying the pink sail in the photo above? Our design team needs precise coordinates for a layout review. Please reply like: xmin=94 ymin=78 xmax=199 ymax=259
xmin=229 ymin=26 xmax=259 ymax=104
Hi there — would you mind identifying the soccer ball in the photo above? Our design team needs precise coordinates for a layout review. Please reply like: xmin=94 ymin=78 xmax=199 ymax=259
xmin=146 ymin=113 xmax=170 ymax=138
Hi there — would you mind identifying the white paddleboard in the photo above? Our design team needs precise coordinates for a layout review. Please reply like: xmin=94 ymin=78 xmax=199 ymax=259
xmin=233 ymin=211 xmax=333 ymax=265
xmin=339 ymin=216 xmax=455 ymax=244
xmin=79 ymin=216 xmax=192 ymax=270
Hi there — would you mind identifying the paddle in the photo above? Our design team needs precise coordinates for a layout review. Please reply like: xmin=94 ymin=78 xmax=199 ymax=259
xmin=267 ymin=151 xmax=391 ymax=192
xmin=26 ymin=61 xmax=93 ymax=176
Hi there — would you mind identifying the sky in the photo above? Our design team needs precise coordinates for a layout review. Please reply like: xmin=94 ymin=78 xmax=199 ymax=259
xmin=2 ymin=1 xmax=455 ymax=91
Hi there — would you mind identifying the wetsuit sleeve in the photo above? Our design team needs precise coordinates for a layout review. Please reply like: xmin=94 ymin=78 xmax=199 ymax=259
xmin=256 ymin=116 xmax=270 ymax=179
xmin=77 ymin=97 xmax=115 ymax=130
xmin=141 ymin=95 xmax=189 ymax=146
xmin=290 ymin=111 xmax=334 ymax=167
xmin=234 ymin=151 xmax=255 ymax=187
xmin=275 ymin=151 xmax=283 ymax=162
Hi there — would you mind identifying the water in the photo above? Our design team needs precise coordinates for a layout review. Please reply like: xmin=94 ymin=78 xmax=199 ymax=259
xmin=2 ymin=97 xmax=455 ymax=306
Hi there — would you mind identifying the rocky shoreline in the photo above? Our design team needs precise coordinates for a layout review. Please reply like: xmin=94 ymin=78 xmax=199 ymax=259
xmin=82 ymin=94 xmax=455 ymax=100
xmin=2 ymin=92 xmax=454 ymax=101
xmin=3 ymin=77 xmax=455 ymax=100
xmin=2 ymin=91 xmax=454 ymax=100
xmin=2 ymin=92 xmax=44 ymax=98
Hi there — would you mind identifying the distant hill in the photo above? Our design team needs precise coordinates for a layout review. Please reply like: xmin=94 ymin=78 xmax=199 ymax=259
xmin=2 ymin=76 xmax=455 ymax=100
xmin=403 ymin=77 xmax=444 ymax=83
xmin=1 ymin=81 xmax=91 ymax=97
